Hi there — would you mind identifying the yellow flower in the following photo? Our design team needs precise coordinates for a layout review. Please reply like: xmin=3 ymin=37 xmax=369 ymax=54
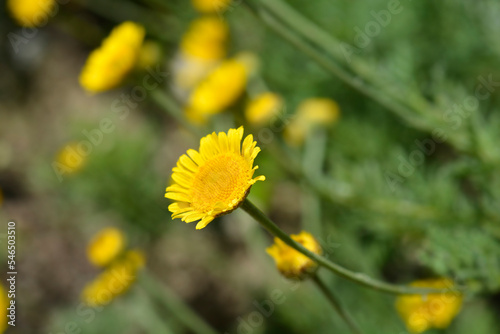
xmin=245 ymin=92 xmax=283 ymax=126
xmin=0 ymin=285 xmax=7 ymax=333
xmin=7 ymin=0 xmax=55 ymax=27
xmin=187 ymin=55 xmax=249 ymax=117
xmin=395 ymin=278 xmax=463 ymax=333
xmin=181 ymin=16 xmax=229 ymax=61
xmin=55 ymin=142 xmax=86 ymax=174
xmin=191 ymin=0 xmax=232 ymax=14
xmin=266 ymin=231 xmax=322 ymax=279
xmin=137 ymin=40 xmax=162 ymax=70
xmin=79 ymin=21 xmax=145 ymax=93
xmin=81 ymin=249 xmax=145 ymax=307
xmin=284 ymin=98 xmax=340 ymax=146
xmin=165 ymin=127 xmax=265 ymax=229
xmin=87 ymin=227 xmax=126 ymax=267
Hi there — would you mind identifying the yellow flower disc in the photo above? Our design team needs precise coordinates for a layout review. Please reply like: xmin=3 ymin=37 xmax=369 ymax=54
xmin=245 ymin=92 xmax=283 ymax=126
xmin=81 ymin=249 xmax=145 ymax=307
xmin=266 ymin=231 xmax=322 ymax=279
xmin=7 ymin=0 xmax=55 ymax=27
xmin=395 ymin=278 xmax=463 ymax=333
xmin=79 ymin=21 xmax=145 ymax=93
xmin=87 ymin=227 xmax=125 ymax=267
xmin=191 ymin=0 xmax=232 ymax=14
xmin=165 ymin=127 xmax=265 ymax=229
xmin=55 ymin=142 xmax=86 ymax=174
xmin=285 ymin=98 xmax=340 ymax=146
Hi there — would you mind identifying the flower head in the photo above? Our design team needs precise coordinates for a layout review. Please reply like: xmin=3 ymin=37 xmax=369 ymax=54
xmin=191 ymin=0 xmax=232 ymax=13
xmin=79 ymin=21 xmax=145 ymax=93
xmin=137 ymin=40 xmax=162 ymax=70
xmin=245 ymin=92 xmax=283 ymax=126
xmin=0 ymin=285 xmax=7 ymax=333
xmin=165 ymin=127 xmax=265 ymax=229
xmin=186 ymin=54 xmax=249 ymax=119
xmin=284 ymin=98 xmax=340 ymax=146
xmin=7 ymin=0 xmax=55 ymax=27
xmin=395 ymin=278 xmax=463 ymax=333
xmin=87 ymin=227 xmax=125 ymax=267
xmin=266 ymin=231 xmax=322 ymax=279
xmin=81 ymin=249 xmax=145 ymax=307
xmin=181 ymin=16 xmax=229 ymax=61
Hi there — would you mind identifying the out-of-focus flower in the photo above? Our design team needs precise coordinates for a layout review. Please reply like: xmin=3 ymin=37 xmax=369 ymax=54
xmin=87 ymin=227 xmax=125 ymax=267
xmin=185 ymin=54 xmax=252 ymax=121
xmin=81 ymin=249 xmax=145 ymax=307
xmin=0 ymin=285 xmax=7 ymax=333
xmin=266 ymin=231 xmax=322 ymax=280
xmin=7 ymin=0 xmax=55 ymax=27
xmin=172 ymin=17 xmax=229 ymax=95
xmin=79 ymin=21 xmax=145 ymax=93
xmin=395 ymin=278 xmax=463 ymax=333
xmin=55 ymin=142 xmax=86 ymax=174
xmin=165 ymin=127 xmax=265 ymax=230
xmin=137 ymin=40 xmax=162 ymax=70
xmin=284 ymin=98 xmax=340 ymax=146
xmin=191 ymin=0 xmax=232 ymax=14
xmin=245 ymin=92 xmax=283 ymax=126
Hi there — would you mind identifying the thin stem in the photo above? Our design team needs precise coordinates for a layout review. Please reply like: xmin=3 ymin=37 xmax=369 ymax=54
xmin=138 ymin=271 xmax=219 ymax=334
xmin=240 ymin=198 xmax=448 ymax=295
xmin=311 ymin=274 xmax=362 ymax=334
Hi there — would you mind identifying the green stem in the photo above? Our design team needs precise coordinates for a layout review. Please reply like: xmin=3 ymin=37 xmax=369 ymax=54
xmin=311 ymin=274 xmax=362 ymax=334
xmin=138 ymin=271 xmax=219 ymax=334
xmin=240 ymin=198 xmax=446 ymax=295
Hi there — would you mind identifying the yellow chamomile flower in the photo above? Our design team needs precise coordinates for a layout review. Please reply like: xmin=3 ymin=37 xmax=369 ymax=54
xmin=55 ymin=142 xmax=86 ymax=174
xmin=191 ymin=0 xmax=232 ymax=14
xmin=172 ymin=16 xmax=229 ymax=94
xmin=395 ymin=278 xmax=463 ymax=333
xmin=79 ymin=21 xmax=145 ymax=93
xmin=186 ymin=54 xmax=252 ymax=121
xmin=284 ymin=98 xmax=340 ymax=146
xmin=266 ymin=231 xmax=322 ymax=280
xmin=87 ymin=227 xmax=126 ymax=267
xmin=245 ymin=92 xmax=283 ymax=126
xmin=165 ymin=127 xmax=265 ymax=229
xmin=0 ymin=285 xmax=7 ymax=333
xmin=7 ymin=0 xmax=55 ymax=27
xmin=81 ymin=249 xmax=145 ymax=307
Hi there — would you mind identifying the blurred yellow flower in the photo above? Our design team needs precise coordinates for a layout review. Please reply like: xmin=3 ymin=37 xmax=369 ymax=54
xmin=81 ymin=249 xmax=145 ymax=307
xmin=245 ymin=92 xmax=283 ymax=126
xmin=79 ymin=21 xmax=145 ymax=93
xmin=55 ymin=142 xmax=86 ymax=174
xmin=191 ymin=0 xmax=232 ymax=13
xmin=284 ymin=98 xmax=340 ymax=146
xmin=171 ymin=17 xmax=229 ymax=94
xmin=0 ymin=285 xmax=7 ymax=333
xmin=181 ymin=16 xmax=228 ymax=61
xmin=186 ymin=54 xmax=249 ymax=118
xmin=266 ymin=231 xmax=322 ymax=279
xmin=87 ymin=227 xmax=125 ymax=267
xmin=395 ymin=278 xmax=463 ymax=333
xmin=7 ymin=0 xmax=55 ymax=27
xmin=137 ymin=40 xmax=162 ymax=70
xmin=165 ymin=127 xmax=265 ymax=229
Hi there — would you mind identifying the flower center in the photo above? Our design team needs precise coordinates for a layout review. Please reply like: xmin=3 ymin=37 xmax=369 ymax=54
xmin=190 ymin=153 xmax=250 ymax=213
